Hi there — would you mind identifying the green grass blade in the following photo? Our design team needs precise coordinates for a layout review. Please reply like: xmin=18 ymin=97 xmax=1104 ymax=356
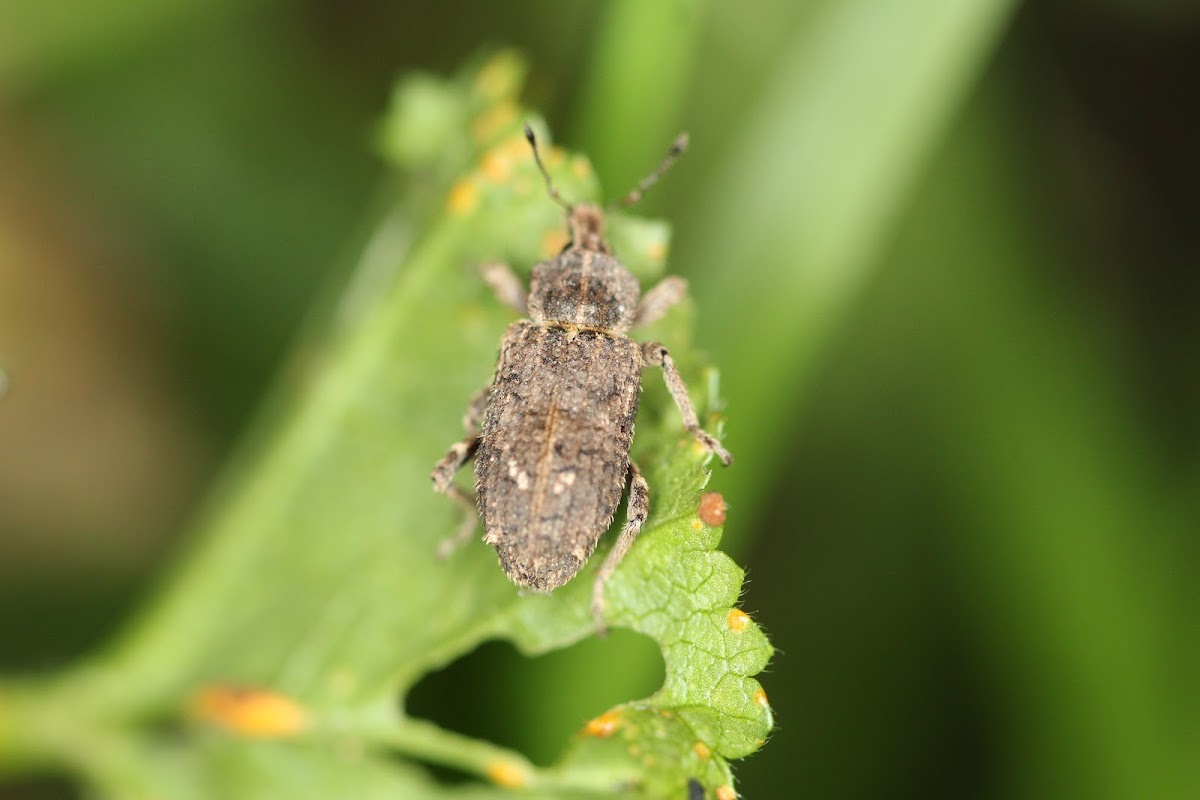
xmin=683 ymin=0 xmax=1019 ymax=544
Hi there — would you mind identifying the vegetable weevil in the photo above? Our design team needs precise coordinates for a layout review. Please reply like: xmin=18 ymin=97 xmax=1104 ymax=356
xmin=432 ymin=124 xmax=732 ymax=633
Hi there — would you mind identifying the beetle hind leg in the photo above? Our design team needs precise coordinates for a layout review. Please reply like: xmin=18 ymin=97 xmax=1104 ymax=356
xmin=591 ymin=461 xmax=650 ymax=635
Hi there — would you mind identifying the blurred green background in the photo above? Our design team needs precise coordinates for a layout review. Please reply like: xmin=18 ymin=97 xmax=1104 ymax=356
xmin=1 ymin=1 xmax=1197 ymax=798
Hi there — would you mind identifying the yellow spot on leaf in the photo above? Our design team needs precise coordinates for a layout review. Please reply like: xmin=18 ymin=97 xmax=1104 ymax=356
xmin=754 ymin=688 xmax=770 ymax=709
xmin=584 ymin=710 xmax=622 ymax=737
xmin=485 ymin=759 xmax=529 ymax=788
xmin=480 ymin=149 xmax=512 ymax=182
xmin=692 ymin=740 xmax=712 ymax=760
xmin=474 ymin=53 xmax=519 ymax=101
xmin=447 ymin=179 xmax=478 ymax=215
xmin=646 ymin=239 xmax=668 ymax=262
xmin=471 ymin=99 xmax=518 ymax=143
xmin=540 ymin=229 xmax=570 ymax=258
xmin=502 ymin=132 xmax=532 ymax=161
xmin=691 ymin=518 xmax=703 ymax=530
xmin=189 ymin=685 xmax=307 ymax=738
xmin=570 ymin=155 xmax=592 ymax=181
xmin=727 ymin=608 xmax=750 ymax=633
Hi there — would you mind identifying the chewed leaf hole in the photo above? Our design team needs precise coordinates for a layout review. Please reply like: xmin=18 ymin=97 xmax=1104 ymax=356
xmin=404 ymin=629 xmax=664 ymax=768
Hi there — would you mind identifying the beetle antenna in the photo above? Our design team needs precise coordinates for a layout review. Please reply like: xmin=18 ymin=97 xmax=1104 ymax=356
xmin=524 ymin=124 xmax=572 ymax=211
xmin=610 ymin=132 xmax=688 ymax=210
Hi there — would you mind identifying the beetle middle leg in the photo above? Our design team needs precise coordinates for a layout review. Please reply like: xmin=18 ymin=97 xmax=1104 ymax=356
xmin=642 ymin=341 xmax=733 ymax=466
xmin=592 ymin=461 xmax=650 ymax=635
xmin=432 ymin=387 xmax=489 ymax=557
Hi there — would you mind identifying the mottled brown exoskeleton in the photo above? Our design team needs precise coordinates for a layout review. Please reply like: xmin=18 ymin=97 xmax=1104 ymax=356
xmin=432 ymin=124 xmax=732 ymax=632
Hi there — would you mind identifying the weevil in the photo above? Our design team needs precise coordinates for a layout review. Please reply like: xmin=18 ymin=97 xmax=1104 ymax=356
xmin=432 ymin=124 xmax=731 ymax=632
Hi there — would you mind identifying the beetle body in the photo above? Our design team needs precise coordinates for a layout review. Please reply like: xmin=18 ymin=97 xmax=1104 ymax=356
xmin=476 ymin=319 xmax=641 ymax=590
xmin=431 ymin=128 xmax=730 ymax=630
xmin=476 ymin=206 xmax=643 ymax=590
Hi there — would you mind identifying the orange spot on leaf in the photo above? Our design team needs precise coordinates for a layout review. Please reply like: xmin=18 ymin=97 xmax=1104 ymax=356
xmin=698 ymin=492 xmax=727 ymax=526
xmin=485 ymin=759 xmax=528 ymax=788
xmin=189 ymin=685 xmax=307 ymax=738
xmin=584 ymin=710 xmax=622 ymax=737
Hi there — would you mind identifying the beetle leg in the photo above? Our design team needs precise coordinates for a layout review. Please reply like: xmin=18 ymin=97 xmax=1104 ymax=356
xmin=462 ymin=385 xmax=490 ymax=431
xmin=592 ymin=461 xmax=650 ymax=635
xmin=633 ymin=275 xmax=687 ymax=328
xmin=642 ymin=341 xmax=733 ymax=466
xmin=432 ymin=386 xmax=489 ymax=557
xmin=481 ymin=262 xmax=528 ymax=315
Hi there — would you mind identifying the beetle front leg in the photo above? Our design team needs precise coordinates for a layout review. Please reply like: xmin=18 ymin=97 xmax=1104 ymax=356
xmin=642 ymin=341 xmax=733 ymax=466
xmin=633 ymin=275 xmax=687 ymax=328
xmin=481 ymin=262 xmax=528 ymax=316
xmin=592 ymin=461 xmax=650 ymax=635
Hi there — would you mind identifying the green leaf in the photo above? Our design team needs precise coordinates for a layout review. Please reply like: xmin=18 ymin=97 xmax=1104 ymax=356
xmin=0 ymin=52 xmax=771 ymax=799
